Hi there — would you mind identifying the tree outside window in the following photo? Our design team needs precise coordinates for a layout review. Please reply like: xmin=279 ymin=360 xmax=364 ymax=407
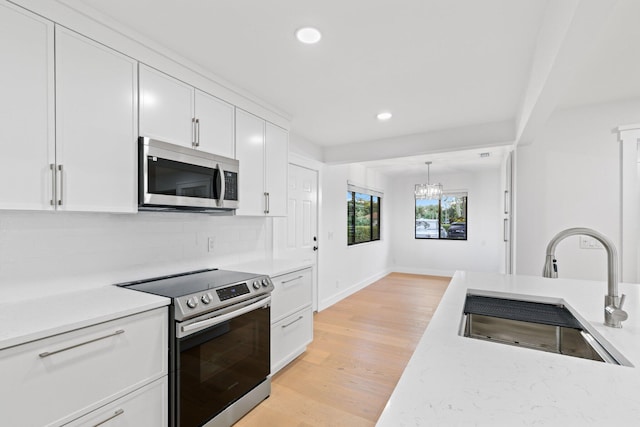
xmin=348 ymin=191 xmax=381 ymax=245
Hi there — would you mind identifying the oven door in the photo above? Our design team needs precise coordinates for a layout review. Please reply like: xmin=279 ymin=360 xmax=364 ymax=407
xmin=173 ymin=296 xmax=271 ymax=427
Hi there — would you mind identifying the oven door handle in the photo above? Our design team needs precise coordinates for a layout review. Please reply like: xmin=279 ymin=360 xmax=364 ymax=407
xmin=181 ymin=296 xmax=271 ymax=335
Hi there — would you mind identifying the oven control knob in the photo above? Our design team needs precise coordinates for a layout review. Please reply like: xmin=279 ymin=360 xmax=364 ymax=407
xmin=186 ymin=297 xmax=198 ymax=309
xmin=201 ymin=293 xmax=211 ymax=304
xmin=252 ymin=281 xmax=260 ymax=290
xmin=261 ymin=278 xmax=269 ymax=287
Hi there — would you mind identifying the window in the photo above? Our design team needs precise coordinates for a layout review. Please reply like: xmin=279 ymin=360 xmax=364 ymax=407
xmin=415 ymin=192 xmax=467 ymax=240
xmin=347 ymin=185 xmax=381 ymax=245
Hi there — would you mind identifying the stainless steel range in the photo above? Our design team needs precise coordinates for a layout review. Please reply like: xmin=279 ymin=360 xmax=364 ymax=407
xmin=119 ymin=268 xmax=274 ymax=427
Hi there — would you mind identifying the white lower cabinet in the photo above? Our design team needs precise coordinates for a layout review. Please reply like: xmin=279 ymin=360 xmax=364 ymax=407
xmin=271 ymin=306 xmax=313 ymax=374
xmin=0 ymin=308 xmax=168 ymax=427
xmin=65 ymin=376 xmax=168 ymax=427
xmin=270 ymin=267 xmax=313 ymax=374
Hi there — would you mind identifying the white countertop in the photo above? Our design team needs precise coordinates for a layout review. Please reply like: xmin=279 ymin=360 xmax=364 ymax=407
xmin=0 ymin=286 xmax=169 ymax=350
xmin=376 ymin=271 xmax=640 ymax=426
xmin=222 ymin=258 xmax=314 ymax=277
xmin=0 ymin=258 xmax=310 ymax=351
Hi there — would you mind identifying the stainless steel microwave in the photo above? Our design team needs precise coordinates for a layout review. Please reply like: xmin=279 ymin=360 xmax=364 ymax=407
xmin=139 ymin=137 xmax=239 ymax=212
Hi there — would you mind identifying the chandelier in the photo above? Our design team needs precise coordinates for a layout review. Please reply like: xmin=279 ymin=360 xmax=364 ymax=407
xmin=414 ymin=161 xmax=443 ymax=200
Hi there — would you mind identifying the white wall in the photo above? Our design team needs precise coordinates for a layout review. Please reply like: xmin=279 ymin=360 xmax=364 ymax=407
xmin=389 ymin=168 xmax=503 ymax=276
xmin=317 ymin=163 xmax=391 ymax=310
xmin=515 ymin=98 xmax=640 ymax=281
xmin=0 ymin=211 xmax=269 ymax=301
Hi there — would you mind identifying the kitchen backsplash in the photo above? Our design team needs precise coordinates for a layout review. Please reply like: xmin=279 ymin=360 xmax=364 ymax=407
xmin=0 ymin=211 xmax=270 ymax=301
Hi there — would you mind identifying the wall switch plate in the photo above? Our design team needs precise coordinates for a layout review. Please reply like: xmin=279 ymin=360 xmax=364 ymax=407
xmin=579 ymin=236 xmax=603 ymax=249
xmin=208 ymin=237 xmax=215 ymax=252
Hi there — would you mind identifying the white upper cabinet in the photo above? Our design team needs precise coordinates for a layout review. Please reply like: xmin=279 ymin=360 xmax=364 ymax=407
xmin=265 ymin=122 xmax=288 ymax=217
xmin=235 ymin=109 xmax=265 ymax=215
xmin=139 ymin=65 xmax=235 ymax=157
xmin=139 ymin=64 xmax=194 ymax=147
xmin=194 ymin=89 xmax=235 ymax=158
xmin=0 ymin=3 xmax=54 ymax=210
xmin=55 ymin=27 xmax=138 ymax=213
xmin=235 ymin=109 xmax=288 ymax=216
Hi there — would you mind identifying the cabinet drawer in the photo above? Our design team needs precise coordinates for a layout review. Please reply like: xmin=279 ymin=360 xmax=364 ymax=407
xmin=65 ymin=376 xmax=168 ymax=427
xmin=0 ymin=308 xmax=167 ymax=427
xmin=270 ymin=268 xmax=312 ymax=322
xmin=271 ymin=306 xmax=313 ymax=374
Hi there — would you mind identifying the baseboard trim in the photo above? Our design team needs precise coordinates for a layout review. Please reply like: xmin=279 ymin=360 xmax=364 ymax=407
xmin=318 ymin=268 xmax=391 ymax=311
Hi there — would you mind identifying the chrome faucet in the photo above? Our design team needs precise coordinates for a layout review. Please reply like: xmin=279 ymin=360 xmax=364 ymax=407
xmin=543 ymin=227 xmax=628 ymax=328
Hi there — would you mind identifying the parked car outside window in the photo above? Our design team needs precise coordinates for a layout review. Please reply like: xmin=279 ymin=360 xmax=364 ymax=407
xmin=447 ymin=222 xmax=467 ymax=239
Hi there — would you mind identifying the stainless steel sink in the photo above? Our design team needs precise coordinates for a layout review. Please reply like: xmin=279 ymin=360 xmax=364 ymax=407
xmin=460 ymin=290 xmax=632 ymax=366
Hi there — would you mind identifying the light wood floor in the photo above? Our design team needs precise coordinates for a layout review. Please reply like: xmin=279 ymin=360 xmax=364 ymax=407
xmin=234 ymin=272 xmax=450 ymax=427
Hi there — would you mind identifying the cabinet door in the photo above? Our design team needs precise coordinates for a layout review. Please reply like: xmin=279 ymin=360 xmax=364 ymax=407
xmin=65 ymin=377 xmax=168 ymax=427
xmin=55 ymin=27 xmax=137 ymax=212
xmin=139 ymin=64 xmax=194 ymax=147
xmin=265 ymin=123 xmax=289 ymax=216
xmin=0 ymin=308 xmax=167 ymax=427
xmin=235 ymin=109 xmax=265 ymax=215
xmin=195 ymin=89 xmax=235 ymax=158
xmin=0 ymin=3 xmax=54 ymax=210
xmin=271 ymin=306 xmax=313 ymax=374
xmin=271 ymin=268 xmax=312 ymax=322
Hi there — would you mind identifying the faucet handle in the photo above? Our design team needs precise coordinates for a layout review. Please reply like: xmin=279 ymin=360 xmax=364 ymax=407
xmin=605 ymin=294 xmax=628 ymax=326
xmin=606 ymin=306 xmax=629 ymax=323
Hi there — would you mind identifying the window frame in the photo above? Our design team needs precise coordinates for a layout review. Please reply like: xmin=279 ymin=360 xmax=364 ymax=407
xmin=347 ymin=189 xmax=381 ymax=246
xmin=415 ymin=192 xmax=467 ymax=241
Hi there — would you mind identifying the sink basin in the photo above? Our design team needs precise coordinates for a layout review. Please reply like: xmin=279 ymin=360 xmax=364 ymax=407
xmin=460 ymin=290 xmax=632 ymax=366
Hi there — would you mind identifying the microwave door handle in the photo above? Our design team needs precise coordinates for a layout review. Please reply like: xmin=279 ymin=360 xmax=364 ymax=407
xmin=216 ymin=164 xmax=226 ymax=207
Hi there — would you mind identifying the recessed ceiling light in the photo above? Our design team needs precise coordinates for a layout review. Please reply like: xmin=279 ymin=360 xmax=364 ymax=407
xmin=295 ymin=27 xmax=322 ymax=44
xmin=376 ymin=112 xmax=392 ymax=121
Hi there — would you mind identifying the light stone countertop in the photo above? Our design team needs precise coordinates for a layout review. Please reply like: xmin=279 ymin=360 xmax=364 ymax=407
xmin=376 ymin=271 xmax=640 ymax=426
xmin=222 ymin=258 xmax=314 ymax=277
xmin=0 ymin=258 xmax=311 ymax=351
xmin=0 ymin=286 xmax=169 ymax=350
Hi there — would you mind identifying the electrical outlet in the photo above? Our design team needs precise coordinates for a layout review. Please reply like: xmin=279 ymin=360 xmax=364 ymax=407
xmin=208 ymin=237 xmax=215 ymax=252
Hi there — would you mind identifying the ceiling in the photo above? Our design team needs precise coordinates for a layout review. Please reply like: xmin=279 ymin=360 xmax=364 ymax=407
xmin=57 ymin=0 xmax=640 ymax=175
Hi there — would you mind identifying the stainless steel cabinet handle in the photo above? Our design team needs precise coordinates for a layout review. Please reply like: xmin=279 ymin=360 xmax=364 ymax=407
xmin=49 ymin=163 xmax=56 ymax=206
xmin=196 ymin=118 xmax=200 ymax=147
xmin=503 ymin=218 xmax=509 ymax=242
xmin=504 ymin=190 xmax=509 ymax=214
xmin=93 ymin=409 xmax=124 ymax=427
xmin=38 ymin=329 xmax=124 ymax=358
xmin=57 ymin=164 xmax=64 ymax=206
xmin=282 ymin=315 xmax=304 ymax=328
xmin=281 ymin=275 xmax=304 ymax=285
xmin=264 ymin=192 xmax=269 ymax=214
xmin=192 ymin=117 xmax=196 ymax=147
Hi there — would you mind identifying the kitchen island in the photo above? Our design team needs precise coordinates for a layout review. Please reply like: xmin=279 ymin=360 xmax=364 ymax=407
xmin=376 ymin=271 xmax=640 ymax=426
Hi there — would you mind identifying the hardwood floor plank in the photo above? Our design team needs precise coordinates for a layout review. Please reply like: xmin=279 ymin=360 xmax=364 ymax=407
xmin=234 ymin=272 xmax=450 ymax=426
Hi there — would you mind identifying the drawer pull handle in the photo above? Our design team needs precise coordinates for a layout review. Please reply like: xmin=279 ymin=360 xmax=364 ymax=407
xmin=49 ymin=163 xmax=56 ymax=206
xmin=93 ymin=409 xmax=124 ymax=427
xmin=282 ymin=316 xmax=304 ymax=328
xmin=39 ymin=329 xmax=125 ymax=358
xmin=281 ymin=275 xmax=304 ymax=285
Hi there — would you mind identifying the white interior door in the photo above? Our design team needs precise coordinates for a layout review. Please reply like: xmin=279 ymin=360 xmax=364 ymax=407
xmin=286 ymin=164 xmax=318 ymax=309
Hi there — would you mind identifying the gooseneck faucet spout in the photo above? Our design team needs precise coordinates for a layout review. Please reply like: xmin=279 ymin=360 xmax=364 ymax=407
xmin=542 ymin=227 xmax=628 ymax=328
